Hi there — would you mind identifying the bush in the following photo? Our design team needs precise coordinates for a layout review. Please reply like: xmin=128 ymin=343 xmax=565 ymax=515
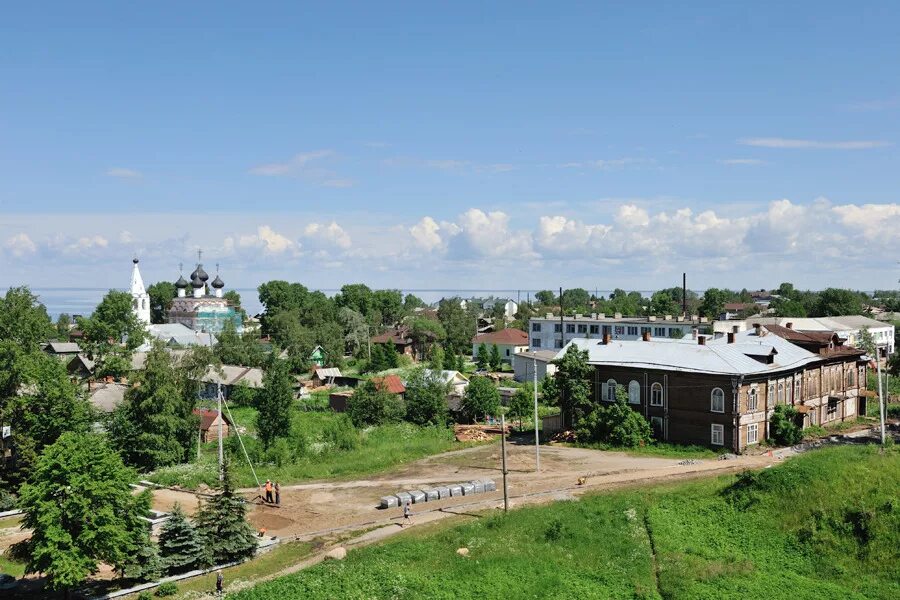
xmin=137 ymin=593 xmax=153 ymax=600
xmin=347 ymin=380 xmax=404 ymax=427
xmin=887 ymin=403 xmax=900 ymax=419
xmin=576 ymin=390 xmax=652 ymax=447
xmin=769 ymin=405 xmax=802 ymax=445
xmin=0 ymin=488 xmax=16 ymax=511
xmin=156 ymin=582 xmax=178 ymax=596
xmin=323 ymin=414 xmax=360 ymax=451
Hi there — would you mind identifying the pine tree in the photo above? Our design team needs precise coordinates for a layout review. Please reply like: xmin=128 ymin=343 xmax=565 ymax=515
xmin=194 ymin=462 xmax=257 ymax=565
xmin=158 ymin=504 xmax=207 ymax=574
xmin=257 ymin=354 xmax=294 ymax=451
xmin=476 ymin=342 xmax=489 ymax=370
xmin=489 ymin=344 xmax=502 ymax=371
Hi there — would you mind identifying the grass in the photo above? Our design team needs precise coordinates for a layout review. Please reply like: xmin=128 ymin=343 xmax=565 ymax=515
xmin=569 ymin=440 xmax=725 ymax=459
xmin=0 ymin=553 xmax=26 ymax=578
xmin=149 ymin=409 xmax=476 ymax=489
xmin=229 ymin=445 xmax=900 ymax=600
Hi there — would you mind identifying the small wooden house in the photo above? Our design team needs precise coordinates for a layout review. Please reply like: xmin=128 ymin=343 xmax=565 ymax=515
xmin=193 ymin=408 xmax=232 ymax=443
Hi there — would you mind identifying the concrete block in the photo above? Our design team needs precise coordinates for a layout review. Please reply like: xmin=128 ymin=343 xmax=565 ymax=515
xmin=379 ymin=496 xmax=399 ymax=509
xmin=482 ymin=479 xmax=496 ymax=492
xmin=436 ymin=486 xmax=451 ymax=499
xmin=409 ymin=490 xmax=427 ymax=503
xmin=395 ymin=491 xmax=412 ymax=505
xmin=460 ymin=482 xmax=475 ymax=495
xmin=449 ymin=484 xmax=464 ymax=497
xmin=423 ymin=488 xmax=439 ymax=501
xmin=471 ymin=480 xmax=485 ymax=494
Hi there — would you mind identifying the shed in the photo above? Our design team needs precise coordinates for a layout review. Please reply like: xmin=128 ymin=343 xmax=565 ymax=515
xmin=193 ymin=408 xmax=232 ymax=443
xmin=309 ymin=345 xmax=327 ymax=367
xmin=371 ymin=374 xmax=406 ymax=396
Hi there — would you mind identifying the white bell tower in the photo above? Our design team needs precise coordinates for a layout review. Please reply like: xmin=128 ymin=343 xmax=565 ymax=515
xmin=130 ymin=257 xmax=151 ymax=325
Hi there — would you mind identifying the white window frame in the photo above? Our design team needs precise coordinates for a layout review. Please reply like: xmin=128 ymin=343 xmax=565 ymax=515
xmin=605 ymin=379 xmax=617 ymax=402
xmin=628 ymin=380 xmax=641 ymax=405
xmin=767 ymin=381 xmax=774 ymax=405
xmin=747 ymin=423 xmax=759 ymax=445
xmin=748 ymin=386 xmax=758 ymax=412
xmin=650 ymin=382 xmax=663 ymax=406
xmin=777 ymin=381 xmax=785 ymax=405
xmin=794 ymin=378 xmax=801 ymax=402
xmin=711 ymin=423 xmax=724 ymax=446
xmin=710 ymin=387 xmax=725 ymax=413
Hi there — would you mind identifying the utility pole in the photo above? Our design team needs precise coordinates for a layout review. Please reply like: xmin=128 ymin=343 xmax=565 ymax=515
xmin=218 ymin=383 xmax=224 ymax=481
xmin=500 ymin=412 xmax=509 ymax=512
xmin=533 ymin=354 xmax=540 ymax=472
xmin=559 ymin=286 xmax=565 ymax=348
xmin=876 ymin=353 xmax=886 ymax=445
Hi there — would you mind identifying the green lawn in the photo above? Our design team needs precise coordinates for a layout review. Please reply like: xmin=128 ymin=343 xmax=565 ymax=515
xmin=149 ymin=409 xmax=478 ymax=489
xmin=567 ymin=440 xmax=725 ymax=459
xmin=229 ymin=445 xmax=899 ymax=600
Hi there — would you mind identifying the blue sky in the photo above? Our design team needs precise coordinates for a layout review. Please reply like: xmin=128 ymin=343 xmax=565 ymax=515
xmin=2 ymin=2 xmax=899 ymax=292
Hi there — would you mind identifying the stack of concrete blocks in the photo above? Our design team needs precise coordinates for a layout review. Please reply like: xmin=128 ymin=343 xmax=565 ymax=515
xmin=379 ymin=478 xmax=496 ymax=509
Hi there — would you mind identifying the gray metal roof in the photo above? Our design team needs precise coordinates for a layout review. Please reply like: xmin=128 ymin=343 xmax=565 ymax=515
xmin=45 ymin=342 xmax=81 ymax=354
xmin=89 ymin=383 xmax=128 ymax=413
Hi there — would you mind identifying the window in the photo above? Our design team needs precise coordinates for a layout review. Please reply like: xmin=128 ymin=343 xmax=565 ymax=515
xmin=577 ymin=324 xmax=587 ymax=334
xmin=747 ymin=423 xmax=759 ymax=445
xmin=554 ymin=339 xmax=564 ymax=349
xmin=650 ymin=416 xmax=664 ymax=437
xmin=767 ymin=381 xmax=774 ymax=405
xmin=602 ymin=325 xmax=612 ymax=336
xmin=711 ymin=388 xmax=725 ymax=413
xmin=532 ymin=322 xmax=541 ymax=332
xmin=627 ymin=326 xmax=638 ymax=336
xmin=505 ymin=348 xmax=510 ymax=356
xmin=641 ymin=326 xmax=651 ymax=335
xmin=650 ymin=383 xmax=663 ymax=406
xmin=846 ymin=368 xmax=855 ymax=388
xmin=554 ymin=324 xmax=562 ymax=333
xmin=614 ymin=325 xmax=625 ymax=335
xmin=606 ymin=379 xmax=617 ymax=402
xmin=654 ymin=327 xmax=666 ymax=337
xmin=711 ymin=424 xmax=724 ymax=446
xmin=532 ymin=338 xmax=541 ymax=348
xmin=566 ymin=324 xmax=576 ymax=334
xmin=589 ymin=325 xmax=600 ymax=335
xmin=827 ymin=397 xmax=838 ymax=417
xmin=628 ymin=380 xmax=641 ymax=404
xmin=777 ymin=381 xmax=785 ymax=405
xmin=748 ymin=387 xmax=758 ymax=411
xmin=859 ymin=366 xmax=865 ymax=386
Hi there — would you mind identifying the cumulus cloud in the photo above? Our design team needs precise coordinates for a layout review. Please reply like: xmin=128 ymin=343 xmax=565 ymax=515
xmin=738 ymin=138 xmax=891 ymax=150
xmin=409 ymin=216 xmax=444 ymax=252
xmin=236 ymin=225 xmax=297 ymax=255
xmin=106 ymin=167 xmax=142 ymax=179
xmin=4 ymin=233 xmax=37 ymax=257
xmin=302 ymin=221 xmax=352 ymax=250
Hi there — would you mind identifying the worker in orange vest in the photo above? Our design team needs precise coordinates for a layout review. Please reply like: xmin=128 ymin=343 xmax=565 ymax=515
xmin=264 ymin=480 xmax=274 ymax=503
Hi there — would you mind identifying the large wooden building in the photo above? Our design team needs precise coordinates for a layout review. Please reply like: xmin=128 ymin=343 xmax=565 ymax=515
xmin=566 ymin=325 xmax=867 ymax=453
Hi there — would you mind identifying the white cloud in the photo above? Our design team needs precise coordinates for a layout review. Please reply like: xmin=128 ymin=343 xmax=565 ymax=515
xmin=4 ymin=233 xmax=37 ymax=257
xmin=70 ymin=236 xmax=109 ymax=250
xmin=303 ymin=222 xmax=352 ymax=250
xmin=738 ymin=137 xmax=891 ymax=150
xmin=106 ymin=167 xmax=142 ymax=179
xmin=237 ymin=225 xmax=297 ymax=255
xmin=718 ymin=158 xmax=766 ymax=165
xmin=119 ymin=230 xmax=135 ymax=244
xmin=248 ymin=150 xmax=353 ymax=186
xmin=409 ymin=216 xmax=443 ymax=252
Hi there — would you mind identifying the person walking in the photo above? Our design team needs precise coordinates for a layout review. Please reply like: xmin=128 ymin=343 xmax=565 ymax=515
xmin=264 ymin=480 xmax=273 ymax=504
xmin=216 ymin=569 xmax=224 ymax=595
xmin=403 ymin=500 xmax=411 ymax=527
xmin=274 ymin=481 xmax=281 ymax=505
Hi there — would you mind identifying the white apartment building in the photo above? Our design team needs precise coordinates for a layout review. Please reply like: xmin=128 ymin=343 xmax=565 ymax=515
xmin=527 ymin=313 xmax=710 ymax=350
xmin=714 ymin=316 xmax=895 ymax=357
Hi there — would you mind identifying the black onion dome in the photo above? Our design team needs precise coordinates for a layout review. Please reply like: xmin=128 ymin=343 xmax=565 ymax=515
xmin=195 ymin=265 xmax=209 ymax=282
xmin=132 ymin=257 xmax=140 ymax=264
xmin=191 ymin=274 xmax=204 ymax=289
xmin=211 ymin=275 xmax=225 ymax=289
xmin=175 ymin=275 xmax=189 ymax=289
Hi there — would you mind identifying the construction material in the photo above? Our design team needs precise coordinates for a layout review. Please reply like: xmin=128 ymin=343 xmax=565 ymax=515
xmin=379 ymin=496 xmax=399 ymax=509
xmin=409 ymin=490 xmax=427 ymax=503
xmin=436 ymin=486 xmax=451 ymax=499
xmin=448 ymin=485 xmax=463 ymax=497
xmin=378 ymin=479 xmax=496 ymax=509
xmin=423 ymin=488 xmax=439 ymax=501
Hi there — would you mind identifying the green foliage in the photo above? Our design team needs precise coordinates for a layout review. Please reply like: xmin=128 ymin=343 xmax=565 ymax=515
xmin=698 ymin=287 xmax=729 ymax=319
xmin=322 ymin=413 xmax=360 ymax=451
xmin=347 ymin=379 xmax=404 ymax=427
xmin=156 ymin=581 xmax=178 ymax=596
xmin=79 ymin=289 xmax=147 ymax=357
xmin=16 ymin=432 xmax=149 ymax=592
xmin=0 ymin=286 xmax=54 ymax=350
xmin=553 ymin=345 xmax=592 ymax=428
xmin=461 ymin=376 xmax=500 ymax=422
xmin=475 ymin=342 xmax=489 ymax=370
xmin=649 ymin=290 xmax=680 ymax=316
xmin=229 ymin=381 xmax=259 ymax=407
xmin=488 ymin=344 xmax=501 ymax=371
xmin=158 ymin=504 xmax=208 ymax=574
xmin=769 ymin=404 xmax=803 ymax=445
xmin=215 ymin=319 xmax=265 ymax=367
xmin=257 ymin=354 xmax=294 ymax=450
xmin=194 ymin=462 xmax=257 ymax=565
xmin=857 ymin=327 xmax=877 ymax=358
xmin=437 ymin=298 xmax=473 ymax=355
xmin=771 ymin=296 xmax=808 ymax=317
xmin=340 ymin=307 xmax=369 ymax=356
xmin=404 ymin=367 xmax=450 ymax=426
xmin=55 ymin=313 xmax=72 ymax=340
xmin=147 ymin=281 xmax=177 ymax=324
xmin=429 ymin=344 xmax=445 ymax=372
xmin=366 ymin=342 xmax=399 ymax=373
xmin=560 ymin=288 xmax=591 ymax=313
xmin=108 ymin=341 xmax=197 ymax=471
xmin=815 ymin=287 xmax=865 ymax=317
xmin=576 ymin=388 xmax=653 ymax=447
xmin=534 ymin=290 xmax=556 ymax=306
xmin=508 ymin=383 xmax=534 ymax=430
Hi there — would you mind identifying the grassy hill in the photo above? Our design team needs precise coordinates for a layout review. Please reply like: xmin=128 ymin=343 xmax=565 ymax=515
xmin=229 ymin=444 xmax=899 ymax=600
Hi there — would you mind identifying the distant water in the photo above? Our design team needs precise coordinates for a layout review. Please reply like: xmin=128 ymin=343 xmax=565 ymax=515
xmin=28 ymin=288 xmax=659 ymax=320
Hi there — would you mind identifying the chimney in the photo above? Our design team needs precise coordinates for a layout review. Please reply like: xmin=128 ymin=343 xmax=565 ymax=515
xmin=786 ymin=322 xmax=793 ymax=329
xmin=614 ymin=312 xmax=622 ymax=319
xmin=602 ymin=333 xmax=611 ymax=345
xmin=575 ymin=313 xmax=582 ymax=319
xmin=732 ymin=325 xmax=739 ymax=334
xmin=649 ymin=315 xmax=657 ymax=322
xmin=691 ymin=314 xmax=699 ymax=321
xmin=642 ymin=331 xmax=651 ymax=342
xmin=597 ymin=313 xmax=605 ymax=319
xmin=545 ymin=313 xmax=553 ymax=319
xmin=753 ymin=323 xmax=761 ymax=336
xmin=727 ymin=332 xmax=735 ymax=344
xmin=698 ymin=335 xmax=706 ymax=346
xmin=664 ymin=314 xmax=672 ymax=321
xmin=692 ymin=328 xmax=698 ymax=339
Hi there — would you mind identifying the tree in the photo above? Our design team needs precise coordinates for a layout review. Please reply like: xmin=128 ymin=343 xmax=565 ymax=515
xmin=0 ymin=286 xmax=54 ymax=350
xmin=535 ymin=290 xmax=557 ymax=306
xmin=475 ymin=342 xmax=489 ymax=370
xmin=561 ymin=288 xmax=591 ymax=314
xmin=814 ymin=288 xmax=865 ymax=317
xmin=404 ymin=367 xmax=450 ymax=426
xmin=229 ymin=381 xmax=258 ymax=407
xmin=576 ymin=387 xmax=652 ymax=446
xmin=461 ymin=376 xmax=500 ymax=423
xmin=698 ymin=288 xmax=729 ymax=319
xmin=490 ymin=302 xmax=508 ymax=327
xmin=16 ymin=432 xmax=152 ymax=593
xmin=108 ymin=341 xmax=197 ymax=470
xmin=430 ymin=344 xmax=445 ymax=372
xmin=403 ymin=294 xmax=427 ymax=312
xmin=489 ymin=344 xmax=502 ymax=371
xmin=55 ymin=313 xmax=72 ymax=340
xmin=215 ymin=319 xmax=264 ymax=367
xmin=194 ymin=461 xmax=257 ymax=565
xmin=256 ymin=354 xmax=294 ymax=450
xmin=335 ymin=283 xmax=374 ymax=317
xmin=858 ymin=327 xmax=877 ymax=358
xmin=347 ymin=379 xmax=404 ymax=427
xmin=649 ymin=291 xmax=680 ymax=316
xmin=157 ymin=504 xmax=207 ymax=574
xmin=408 ymin=317 xmax=445 ymax=360
xmin=222 ymin=290 xmax=247 ymax=322
xmin=78 ymin=290 xmax=146 ymax=375
xmin=340 ymin=307 xmax=369 ymax=357
xmin=437 ymin=298 xmax=473 ymax=355
xmin=553 ymin=345 xmax=593 ymax=428
xmin=509 ymin=383 xmax=534 ymax=431
xmin=769 ymin=405 xmax=802 ymax=445
xmin=770 ymin=296 xmax=807 ymax=317
xmin=147 ymin=281 xmax=177 ymax=324
xmin=373 ymin=289 xmax=404 ymax=326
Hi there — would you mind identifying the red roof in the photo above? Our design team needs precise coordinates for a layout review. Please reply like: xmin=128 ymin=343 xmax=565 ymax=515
xmin=371 ymin=374 xmax=406 ymax=395
xmin=192 ymin=408 xmax=231 ymax=431
xmin=471 ymin=329 xmax=529 ymax=345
